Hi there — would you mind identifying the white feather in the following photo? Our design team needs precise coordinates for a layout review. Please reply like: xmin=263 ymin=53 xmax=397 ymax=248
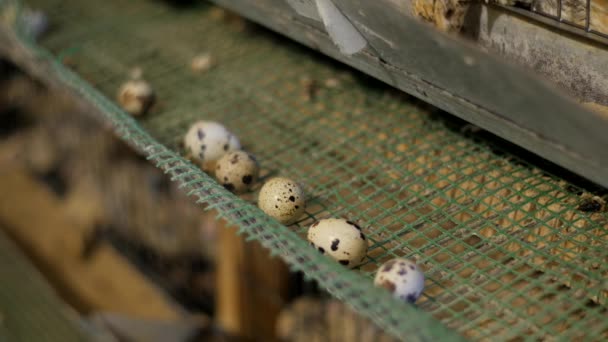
xmin=315 ymin=0 xmax=367 ymax=55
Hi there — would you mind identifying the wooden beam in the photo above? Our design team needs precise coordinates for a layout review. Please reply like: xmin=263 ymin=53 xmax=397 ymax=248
xmin=0 ymin=166 xmax=184 ymax=320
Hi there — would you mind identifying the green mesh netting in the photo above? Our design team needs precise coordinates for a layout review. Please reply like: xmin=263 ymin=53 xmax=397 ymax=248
xmin=1 ymin=0 xmax=607 ymax=340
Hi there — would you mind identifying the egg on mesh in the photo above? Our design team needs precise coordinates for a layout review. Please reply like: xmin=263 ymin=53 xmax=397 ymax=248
xmin=184 ymin=121 xmax=240 ymax=163
xmin=374 ymin=258 xmax=425 ymax=303
xmin=191 ymin=53 xmax=215 ymax=73
xmin=116 ymin=79 xmax=155 ymax=116
xmin=215 ymin=150 xmax=259 ymax=194
xmin=307 ymin=218 xmax=368 ymax=268
xmin=258 ymin=177 xmax=305 ymax=224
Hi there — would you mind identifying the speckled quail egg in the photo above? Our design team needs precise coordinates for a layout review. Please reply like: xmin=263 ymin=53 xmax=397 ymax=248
xmin=374 ymin=258 xmax=425 ymax=303
xmin=184 ymin=121 xmax=240 ymax=164
xmin=116 ymin=79 xmax=155 ymax=116
xmin=307 ymin=218 xmax=368 ymax=268
xmin=191 ymin=53 xmax=215 ymax=73
xmin=215 ymin=150 xmax=259 ymax=194
xmin=258 ymin=177 xmax=305 ymax=224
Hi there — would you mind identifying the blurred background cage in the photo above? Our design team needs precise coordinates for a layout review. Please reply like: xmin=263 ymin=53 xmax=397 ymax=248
xmin=0 ymin=0 xmax=607 ymax=341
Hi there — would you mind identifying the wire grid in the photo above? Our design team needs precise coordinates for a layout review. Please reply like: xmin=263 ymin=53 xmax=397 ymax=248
xmin=4 ymin=0 xmax=608 ymax=340
xmin=495 ymin=0 xmax=608 ymax=41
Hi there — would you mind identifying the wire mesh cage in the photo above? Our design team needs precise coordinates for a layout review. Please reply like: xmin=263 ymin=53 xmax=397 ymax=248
xmin=495 ymin=0 xmax=608 ymax=41
xmin=0 ymin=0 xmax=607 ymax=341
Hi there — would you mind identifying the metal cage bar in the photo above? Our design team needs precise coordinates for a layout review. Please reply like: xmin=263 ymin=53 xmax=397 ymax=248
xmin=496 ymin=0 xmax=608 ymax=43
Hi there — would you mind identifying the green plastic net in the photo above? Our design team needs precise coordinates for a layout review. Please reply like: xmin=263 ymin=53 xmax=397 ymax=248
xmin=1 ymin=0 xmax=607 ymax=340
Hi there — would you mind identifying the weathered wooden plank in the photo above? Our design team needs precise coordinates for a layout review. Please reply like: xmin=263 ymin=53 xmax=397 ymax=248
xmin=209 ymin=0 xmax=608 ymax=188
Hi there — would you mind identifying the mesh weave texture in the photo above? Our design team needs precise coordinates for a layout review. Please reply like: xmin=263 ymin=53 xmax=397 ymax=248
xmin=2 ymin=0 xmax=607 ymax=340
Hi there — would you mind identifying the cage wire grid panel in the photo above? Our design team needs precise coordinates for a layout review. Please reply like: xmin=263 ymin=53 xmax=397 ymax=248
xmin=1 ymin=0 xmax=607 ymax=340
xmin=497 ymin=0 xmax=608 ymax=41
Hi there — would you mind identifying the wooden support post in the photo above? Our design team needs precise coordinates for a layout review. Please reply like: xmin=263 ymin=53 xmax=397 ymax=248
xmin=216 ymin=222 xmax=289 ymax=340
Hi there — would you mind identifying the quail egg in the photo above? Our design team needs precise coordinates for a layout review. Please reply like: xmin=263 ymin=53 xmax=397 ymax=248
xmin=184 ymin=121 xmax=240 ymax=164
xmin=116 ymin=79 xmax=155 ymax=116
xmin=307 ymin=218 xmax=367 ymax=268
xmin=215 ymin=150 xmax=259 ymax=194
xmin=258 ymin=177 xmax=305 ymax=224
xmin=374 ymin=258 xmax=424 ymax=303
xmin=191 ymin=53 xmax=215 ymax=73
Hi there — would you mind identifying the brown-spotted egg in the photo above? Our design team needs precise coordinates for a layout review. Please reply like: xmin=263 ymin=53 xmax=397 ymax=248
xmin=184 ymin=121 xmax=240 ymax=164
xmin=258 ymin=177 xmax=305 ymax=224
xmin=374 ymin=258 xmax=424 ymax=303
xmin=307 ymin=218 xmax=367 ymax=268
xmin=215 ymin=150 xmax=259 ymax=194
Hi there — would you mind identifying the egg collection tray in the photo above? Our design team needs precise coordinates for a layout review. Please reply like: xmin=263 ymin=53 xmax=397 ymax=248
xmin=1 ymin=0 xmax=607 ymax=340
